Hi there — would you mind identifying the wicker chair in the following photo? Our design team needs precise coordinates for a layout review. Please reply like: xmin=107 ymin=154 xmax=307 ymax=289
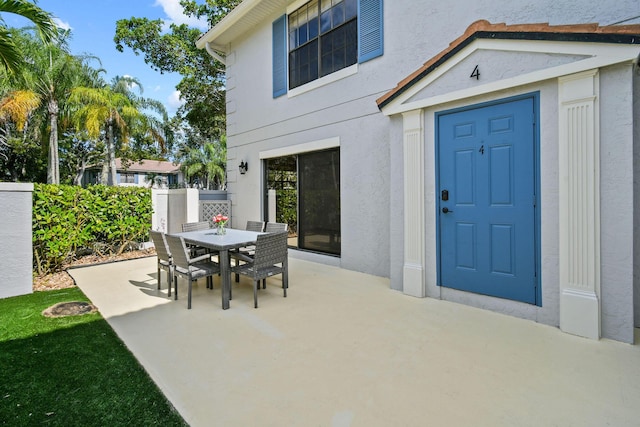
xmin=265 ymin=222 xmax=289 ymax=233
xmin=231 ymin=231 xmax=288 ymax=308
xmin=234 ymin=220 xmax=265 ymax=258
xmin=181 ymin=221 xmax=210 ymax=232
xmin=165 ymin=234 xmax=220 ymax=309
xmin=181 ymin=221 xmax=211 ymax=257
xmin=231 ymin=221 xmax=265 ymax=282
xmin=246 ymin=221 xmax=265 ymax=232
xmin=149 ymin=230 xmax=173 ymax=295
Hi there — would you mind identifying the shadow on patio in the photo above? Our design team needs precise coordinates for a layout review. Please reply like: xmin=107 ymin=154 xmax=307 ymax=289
xmin=70 ymin=256 xmax=640 ymax=427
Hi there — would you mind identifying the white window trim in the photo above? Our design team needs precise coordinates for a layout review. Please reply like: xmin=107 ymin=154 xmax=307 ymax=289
xmin=287 ymin=64 xmax=358 ymax=97
xmin=259 ymin=137 xmax=340 ymax=159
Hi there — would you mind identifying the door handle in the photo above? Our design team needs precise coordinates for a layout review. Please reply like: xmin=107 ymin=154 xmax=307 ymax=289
xmin=442 ymin=207 xmax=453 ymax=214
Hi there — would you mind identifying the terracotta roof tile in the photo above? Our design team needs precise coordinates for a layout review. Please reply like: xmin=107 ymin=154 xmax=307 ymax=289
xmin=377 ymin=20 xmax=640 ymax=109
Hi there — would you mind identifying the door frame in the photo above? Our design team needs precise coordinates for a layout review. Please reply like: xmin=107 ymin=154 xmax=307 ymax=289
xmin=434 ymin=92 xmax=542 ymax=305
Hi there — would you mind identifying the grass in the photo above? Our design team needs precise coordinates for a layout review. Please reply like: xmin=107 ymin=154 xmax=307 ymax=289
xmin=0 ymin=288 xmax=187 ymax=426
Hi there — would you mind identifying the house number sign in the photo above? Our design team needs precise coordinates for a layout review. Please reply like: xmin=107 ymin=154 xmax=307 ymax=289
xmin=470 ymin=65 xmax=480 ymax=80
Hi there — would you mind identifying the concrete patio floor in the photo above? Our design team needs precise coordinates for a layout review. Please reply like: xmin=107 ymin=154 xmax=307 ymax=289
xmin=69 ymin=256 xmax=640 ymax=427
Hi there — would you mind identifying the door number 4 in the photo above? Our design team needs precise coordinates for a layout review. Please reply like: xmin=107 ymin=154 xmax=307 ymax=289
xmin=470 ymin=65 xmax=480 ymax=80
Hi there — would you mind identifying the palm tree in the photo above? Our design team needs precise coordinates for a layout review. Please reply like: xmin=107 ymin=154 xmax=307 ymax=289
xmin=0 ymin=88 xmax=39 ymax=131
xmin=0 ymin=0 xmax=57 ymax=74
xmin=180 ymin=140 xmax=226 ymax=189
xmin=9 ymin=28 xmax=92 ymax=183
xmin=69 ymin=85 xmax=137 ymax=185
xmin=69 ymin=75 xmax=170 ymax=185
xmin=0 ymin=88 xmax=40 ymax=172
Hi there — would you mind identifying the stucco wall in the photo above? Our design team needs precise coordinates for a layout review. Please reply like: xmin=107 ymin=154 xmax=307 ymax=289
xmin=219 ymin=0 xmax=638 ymax=340
xmin=599 ymin=64 xmax=636 ymax=343
xmin=389 ymin=65 xmax=637 ymax=342
xmin=0 ymin=183 xmax=33 ymax=299
xmin=635 ymin=69 xmax=640 ymax=329
xmin=229 ymin=108 xmax=391 ymax=277
xmin=223 ymin=0 xmax=637 ymax=280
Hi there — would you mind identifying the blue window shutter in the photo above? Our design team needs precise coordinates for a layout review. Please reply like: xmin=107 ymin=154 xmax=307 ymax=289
xmin=358 ymin=0 xmax=383 ymax=63
xmin=272 ymin=14 xmax=287 ymax=98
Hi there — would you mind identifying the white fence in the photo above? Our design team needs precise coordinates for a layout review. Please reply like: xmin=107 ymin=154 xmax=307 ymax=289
xmin=151 ymin=188 xmax=229 ymax=234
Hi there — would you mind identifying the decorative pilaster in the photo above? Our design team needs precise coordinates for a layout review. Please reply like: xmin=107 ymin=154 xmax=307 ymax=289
xmin=558 ymin=70 xmax=600 ymax=339
xmin=402 ymin=110 xmax=425 ymax=297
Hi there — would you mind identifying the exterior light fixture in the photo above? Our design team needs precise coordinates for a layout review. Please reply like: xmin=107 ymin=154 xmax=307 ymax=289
xmin=239 ymin=160 xmax=248 ymax=175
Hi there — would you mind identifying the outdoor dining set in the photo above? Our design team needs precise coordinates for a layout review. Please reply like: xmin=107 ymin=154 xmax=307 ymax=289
xmin=149 ymin=220 xmax=289 ymax=310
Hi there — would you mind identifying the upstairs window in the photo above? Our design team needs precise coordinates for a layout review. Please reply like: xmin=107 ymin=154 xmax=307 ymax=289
xmin=288 ymin=0 xmax=358 ymax=89
xmin=273 ymin=0 xmax=383 ymax=97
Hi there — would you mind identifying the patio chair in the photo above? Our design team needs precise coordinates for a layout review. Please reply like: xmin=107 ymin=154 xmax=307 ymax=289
xmin=233 ymin=220 xmax=264 ymax=259
xmin=231 ymin=231 xmax=288 ymax=308
xmin=231 ymin=220 xmax=265 ymax=283
xmin=234 ymin=221 xmax=289 ymax=287
xmin=181 ymin=221 xmax=210 ymax=232
xmin=181 ymin=221 xmax=211 ymax=257
xmin=265 ymin=222 xmax=289 ymax=233
xmin=246 ymin=220 xmax=265 ymax=232
xmin=149 ymin=230 xmax=173 ymax=296
xmin=165 ymin=234 xmax=220 ymax=309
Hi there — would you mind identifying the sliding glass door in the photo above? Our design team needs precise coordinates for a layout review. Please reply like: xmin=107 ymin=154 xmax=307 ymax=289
xmin=265 ymin=148 xmax=340 ymax=255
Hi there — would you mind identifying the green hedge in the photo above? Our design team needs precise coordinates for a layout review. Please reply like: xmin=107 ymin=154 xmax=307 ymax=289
xmin=33 ymin=184 xmax=152 ymax=275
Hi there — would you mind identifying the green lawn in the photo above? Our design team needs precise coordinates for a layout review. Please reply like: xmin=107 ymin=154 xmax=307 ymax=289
xmin=0 ymin=288 xmax=187 ymax=426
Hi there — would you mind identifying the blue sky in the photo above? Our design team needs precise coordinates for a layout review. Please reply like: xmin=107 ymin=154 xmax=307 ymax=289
xmin=6 ymin=0 xmax=210 ymax=116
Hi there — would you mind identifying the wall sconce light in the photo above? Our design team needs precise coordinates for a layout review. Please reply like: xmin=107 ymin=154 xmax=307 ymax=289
xmin=239 ymin=160 xmax=248 ymax=175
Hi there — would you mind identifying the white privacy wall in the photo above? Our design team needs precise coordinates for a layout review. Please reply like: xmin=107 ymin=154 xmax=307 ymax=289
xmin=0 ymin=183 xmax=33 ymax=299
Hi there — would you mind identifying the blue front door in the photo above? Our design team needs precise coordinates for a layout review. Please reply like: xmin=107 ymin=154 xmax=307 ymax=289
xmin=437 ymin=96 xmax=537 ymax=304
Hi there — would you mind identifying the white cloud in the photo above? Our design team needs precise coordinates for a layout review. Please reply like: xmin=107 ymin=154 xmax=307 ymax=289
xmin=167 ymin=90 xmax=184 ymax=109
xmin=122 ymin=74 xmax=142 ymax=92
xmin=154 ymin=0 xmax=209 ymax=31
xmin=53 ymin=18 xmax=72 ymax=31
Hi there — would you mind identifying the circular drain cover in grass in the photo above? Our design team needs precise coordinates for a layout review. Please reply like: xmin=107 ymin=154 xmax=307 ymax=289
xmin=43 ymin=301 xmax=97 ymax=318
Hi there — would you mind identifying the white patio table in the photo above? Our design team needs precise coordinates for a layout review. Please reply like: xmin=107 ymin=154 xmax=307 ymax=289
xmin=172 ymin=228 xmax=262 ymax=309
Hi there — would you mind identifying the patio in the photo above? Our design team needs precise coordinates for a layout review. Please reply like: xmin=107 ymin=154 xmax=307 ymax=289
xmin=70 ymin=256 xmax=640 ymax=427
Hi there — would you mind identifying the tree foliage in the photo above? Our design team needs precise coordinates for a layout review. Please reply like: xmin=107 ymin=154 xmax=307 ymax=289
xmin=1 ymin=1 xmax=224 ymax=185
xmin=69 ymin=75 xmax=171 ymax=185
xmin=0 ymin=28 xmax=104 ymax=183
xmin=0 ymin=26 xmax=172 ymax=184
xmin=178 ymin=138 xmax=226 ymax=189
xmin=114 ymin=0 xmax=240 ymax=144
xmin=0 ymin=0 xmax=57 ymax=74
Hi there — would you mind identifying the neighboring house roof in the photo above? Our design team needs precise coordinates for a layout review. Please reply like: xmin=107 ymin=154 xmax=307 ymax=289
xmin=377 ymin=20 xmax=640 ymax=110
xmin=115 ymin=159 xmax=181 ymax=174
xmin=87 ymin=159 xmax=181 ymax=174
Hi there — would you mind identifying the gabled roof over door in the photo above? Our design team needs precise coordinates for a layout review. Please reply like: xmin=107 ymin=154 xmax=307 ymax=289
xmin=377 ymin=20 xmax=640 ymax=115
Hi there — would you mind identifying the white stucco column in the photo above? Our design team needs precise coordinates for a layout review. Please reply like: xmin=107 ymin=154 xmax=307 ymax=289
xmin=186 ymin=188 xmax=200 ymax=223
xmin=0 ymin=183 xmax=33 ymax=298
xmin=402 ymin=110 xmax=426 ymax=297
xmin=558 ymin=69 xmax=601 ymax=339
